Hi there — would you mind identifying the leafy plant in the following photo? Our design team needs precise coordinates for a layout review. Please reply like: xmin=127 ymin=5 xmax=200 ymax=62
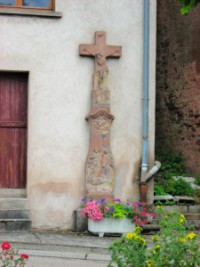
xmin=154 ymin=151 xmax=195 ymax=196
xmin=179 ymin=0 xmax=200 ymax=14
xmin=155 ymin=200 xmax=176 ymax=206
xmin=108 ymin=207 xmax=200 ymax=267
xmin=0 ymin=242 xmax=29 ymax=267
xmin=108 ymin=226 xmax=146 ymax=267
xmin=154 ymin=184 xmax=167 ymax=196
xmin=81 ymin=198 xmax=155 ymax=227
xmin=195 ymin=175 xmax=200 ymax=186
xmin=165 ymin=178 xmax=194 ymax=196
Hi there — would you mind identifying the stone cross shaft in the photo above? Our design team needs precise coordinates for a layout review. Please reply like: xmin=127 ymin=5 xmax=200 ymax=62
xmin=79 ymin=31 xmax=122 ymax=201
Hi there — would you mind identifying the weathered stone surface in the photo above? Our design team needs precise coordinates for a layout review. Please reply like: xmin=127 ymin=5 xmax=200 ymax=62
xmin=0 ymin=197 xmax=31 ymax=232
xmin=0 ymin=219 xmax=31 ymax=231
xmin=189 ymin=205 xmax=200 ymax=213
xmin=79 ymin=32 xmax=122 ymax=201
xmin=156 ymin=0 xmax=200 ymax=174
xmin=73 ymin=208 xmax=87 ymax=232
xmin=162 ymin=205 xmax=188 ymax=213
xmin=0 ymin=210 xmax=30 ymax=219
xmin=174 ymin=196 xmax=195 ymax=205
xmin=154 ymin=195 xmax=175 ymax=202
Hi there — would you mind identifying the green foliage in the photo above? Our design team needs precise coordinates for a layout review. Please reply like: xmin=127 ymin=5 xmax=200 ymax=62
xmin=108 ymin=208 xmax=200 ymax=267
xmin=154 ymin=151 xmax=194 ymax=196
xmin=108 ymin=226 xmax=147 ymax=267
xmin=165 ymin=178 xmax=194 ymax=196
xmin=107 ymin=203 xmax=128 ymax=219
xmin=154 ymin=184 xmax=167 ymax=196
xmin=157 ymin=151 xmax=187 ymax=177
xmin=147 ymin=207 xmax=200 ymax=267
xmin=195 ymin=175 xmax=200 ymax=186
xmin=179 ymin=0 xmax=200 ymax=14
xmin=155 ymin=200 xmax=176 ymax=206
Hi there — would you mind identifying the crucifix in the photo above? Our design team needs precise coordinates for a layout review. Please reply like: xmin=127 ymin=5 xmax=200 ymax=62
xmin=79 ymin=31 xmax=122 ymax=201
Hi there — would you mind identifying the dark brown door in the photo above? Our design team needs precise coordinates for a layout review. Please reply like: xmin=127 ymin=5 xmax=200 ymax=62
xmin=0 ymin=72 xmax=28 ymax=188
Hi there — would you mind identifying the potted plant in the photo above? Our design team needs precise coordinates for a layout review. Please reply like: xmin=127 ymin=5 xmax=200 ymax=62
xmin=81 ymin=198 xmax=154 ymax=237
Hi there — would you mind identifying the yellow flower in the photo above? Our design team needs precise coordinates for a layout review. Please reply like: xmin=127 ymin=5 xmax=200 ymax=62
xmin=135 ymin=235 xmax=146 ymax=244
xmin=186 ymin=232 xmax=196 ymax=240
xmin=126 ymin=233 xmax=134 ymax=239
xmin=134 ymin=226 xmax=142 ymax=233
xmin=155 ymin=244 xmax=160 ymax=250
xmin=152 ymin=249 xmax=156 ymax=255
xmin=146 ymin=260 xmax=154 ymax=267
xmin=152 ymin=236 xmax=159 ymax=243
xmin=179 ymin=214 xmax=185 ymax=223
xmin=179 ymin=238 xmax=186 ymax=243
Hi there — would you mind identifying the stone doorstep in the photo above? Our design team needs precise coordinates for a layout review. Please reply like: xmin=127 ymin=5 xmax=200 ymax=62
xmin=0 ymin=209 xmax=30 ymax=219
xmin=0 ymin=219 xmax=31 ymax=231
xmin=0 ymin=198 xmax=29 ymax=210
xmin=0 ymin=189 xmax=26 ymax=198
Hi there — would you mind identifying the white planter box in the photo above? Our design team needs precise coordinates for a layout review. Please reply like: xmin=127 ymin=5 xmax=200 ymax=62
xmin=88 ymin=218 xmax=135 ymax=237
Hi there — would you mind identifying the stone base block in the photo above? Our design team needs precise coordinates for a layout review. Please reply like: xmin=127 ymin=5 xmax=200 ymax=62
xmin=73 ymin=208 xmax=87 ymax=232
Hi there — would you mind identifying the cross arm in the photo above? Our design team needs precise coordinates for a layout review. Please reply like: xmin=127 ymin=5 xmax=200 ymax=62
xmin=79 ymin=44 xmax=97 ymax=57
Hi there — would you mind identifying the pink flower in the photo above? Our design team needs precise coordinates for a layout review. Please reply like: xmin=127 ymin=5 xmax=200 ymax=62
xmin=133 ymin=202 xmax=139 ymax=207
xmin=141 ymin=211 xmax=147 ymax=217
xmin=150 ymin=212 xmax=155 ymax=218
xmin=81 ymin=201 xmax=103 ymax=221
xmin=20 ymin=254 xmax=29 ymax=259
xmin=1 ymin=242 xmax=11 ymax=250
xmin=137 ymin=220 xmax=144 ymax=227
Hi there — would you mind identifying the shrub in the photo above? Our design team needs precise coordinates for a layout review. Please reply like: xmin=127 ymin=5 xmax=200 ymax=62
xmin=108 ymin=207 xmax=200 ymax=267
xmin=0 ymin=242 xmax=29 ymax=267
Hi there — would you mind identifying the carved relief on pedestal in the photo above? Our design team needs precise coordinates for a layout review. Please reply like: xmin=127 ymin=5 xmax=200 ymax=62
xmin=87 ymin=110 xmax=114 ymax=134
xmin=92 ymin=115 xmax=111 ymax=134
xmin=86 ymin=149 xmax=115 ymax=193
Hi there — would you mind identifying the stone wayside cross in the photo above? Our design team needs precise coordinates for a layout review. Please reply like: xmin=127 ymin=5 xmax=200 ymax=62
xmin=79 ymin=31 xmax=122 ymax=201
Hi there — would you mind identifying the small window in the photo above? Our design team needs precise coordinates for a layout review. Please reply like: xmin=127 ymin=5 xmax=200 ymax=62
xmin=0 ymin=0 xmax=54 ymax=10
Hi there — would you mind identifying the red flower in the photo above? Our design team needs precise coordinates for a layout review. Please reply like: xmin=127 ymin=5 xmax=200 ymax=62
xmin=1 ymin=242 xmax=11 ymax=250
xmin=20 ymin=253 xmax=29 ymax=259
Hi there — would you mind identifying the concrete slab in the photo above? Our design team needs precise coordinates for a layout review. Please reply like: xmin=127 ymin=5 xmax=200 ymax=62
xmin=26 ymin=256 xmax=109 ymax=267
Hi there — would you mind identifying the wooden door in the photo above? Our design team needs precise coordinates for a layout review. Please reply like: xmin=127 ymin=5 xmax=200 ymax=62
xmin=0 ymin=72 xmax=28 ymax=188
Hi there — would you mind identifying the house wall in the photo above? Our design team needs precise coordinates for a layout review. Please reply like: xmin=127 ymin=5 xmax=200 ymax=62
xmin=0 ymin=0 xmax=157 ymax=229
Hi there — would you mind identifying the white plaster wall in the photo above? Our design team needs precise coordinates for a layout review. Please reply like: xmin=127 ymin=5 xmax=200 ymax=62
xmin=0 ymin=0 xmax=157 ymax=229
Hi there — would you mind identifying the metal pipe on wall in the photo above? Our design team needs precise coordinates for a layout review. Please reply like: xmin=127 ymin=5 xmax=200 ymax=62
xmin=141 ymin=0 xmax=150 ymax=182
xmin=140 ymin=1 xmax=161 ymax=202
